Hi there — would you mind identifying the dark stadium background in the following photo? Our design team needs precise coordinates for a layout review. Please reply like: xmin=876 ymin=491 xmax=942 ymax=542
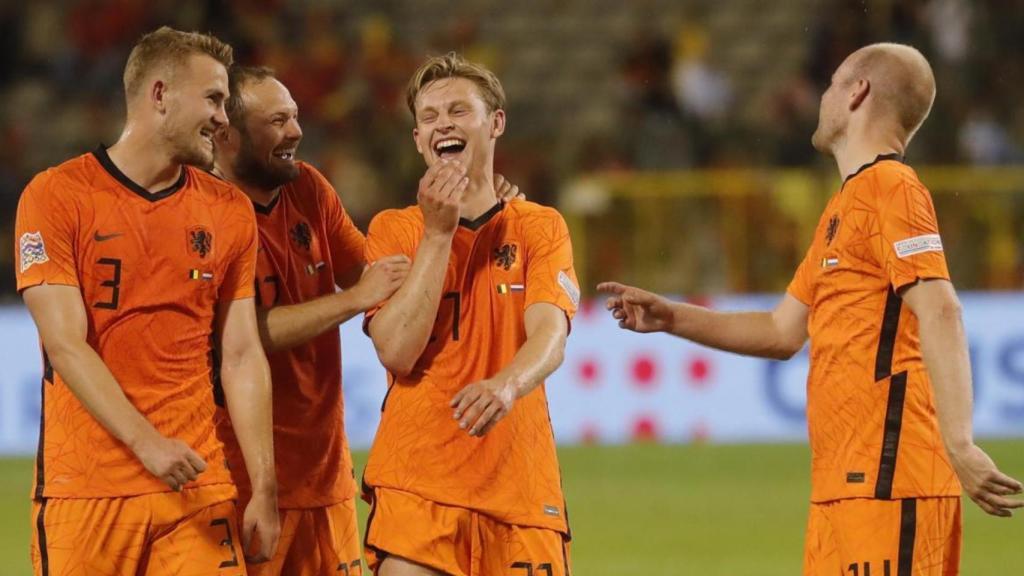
xmin=1 ymin=2 xmax=1022 ymax=574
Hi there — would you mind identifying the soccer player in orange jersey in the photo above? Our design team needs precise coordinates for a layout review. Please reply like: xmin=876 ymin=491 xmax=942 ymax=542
xmin=600 ymin=43 xmax=1023 ymax=575
xmin=361 ymin=53 xmax=579 ymax=576
xmin=210 ymin=65 xmax=410 ymax=576
xmin=14 ymin=27 xmax=279 ymax=575
xmin=210 ymin=65 xmax=522 ymax=576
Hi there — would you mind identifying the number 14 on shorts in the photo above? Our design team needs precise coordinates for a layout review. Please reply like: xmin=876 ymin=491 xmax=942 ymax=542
xmin=848 ymin=560 xmax=892 ymax=575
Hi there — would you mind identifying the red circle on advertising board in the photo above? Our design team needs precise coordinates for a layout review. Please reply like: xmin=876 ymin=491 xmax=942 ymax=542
xmin=631 ymin=355 xmax=657 ymax=389
xmin=631 ymin=415 xmax=661 ymax=442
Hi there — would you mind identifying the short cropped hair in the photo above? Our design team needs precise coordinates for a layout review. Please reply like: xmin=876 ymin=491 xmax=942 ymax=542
xmin=123 ymin=26 xmax=233 ymax=98
xmin=225 ymin=65 xmax=277 ymax=127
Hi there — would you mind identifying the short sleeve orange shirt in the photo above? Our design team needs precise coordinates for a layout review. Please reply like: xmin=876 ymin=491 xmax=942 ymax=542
xmin=15 ymin=148 xmax=257 ymax=499
xmin=216 ymin=162 xmax=365 ymax=509
xmin=362 ymin=201 xmax=579 ymax=534
xmin=787 ymin=155 xmax=960 ymax=502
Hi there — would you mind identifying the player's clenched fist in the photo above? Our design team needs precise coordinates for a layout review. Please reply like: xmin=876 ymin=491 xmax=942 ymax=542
xmin=131 ymin=431 xmax=207 ymax=491
xmin=419 ymin=159 xmax=468 ymax=236
xmin=353 ymin=255 xmax=411 ymax=310
xmin=598 ymin=281 xmax=677 ymax=333
xmin=450 ymin=379 xmax=516 ymax=437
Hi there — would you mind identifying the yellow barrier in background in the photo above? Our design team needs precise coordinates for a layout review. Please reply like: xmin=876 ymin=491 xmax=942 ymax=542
xmin=561 ymin=166 xmax=1024 ymax=295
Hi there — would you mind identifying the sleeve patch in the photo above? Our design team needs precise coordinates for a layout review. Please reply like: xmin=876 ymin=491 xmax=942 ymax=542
xmin=893 ymin=234 xmax=943 ymax=258
xmin=557 ymin=270 xmax=580 ymax=307
xmin=19 ymin=231 xmax=49 ymax=273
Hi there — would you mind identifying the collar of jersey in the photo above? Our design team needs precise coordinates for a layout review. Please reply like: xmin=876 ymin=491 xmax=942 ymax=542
xmin=93 ymin=145 xmax=188 ymax=202
xmin=458 ymin=201 xmax=504 ymax=231
xmin=252 ymin=192 xmax=281 ymax=215
xmin=842 ymin=152 xmax=905 ymax=187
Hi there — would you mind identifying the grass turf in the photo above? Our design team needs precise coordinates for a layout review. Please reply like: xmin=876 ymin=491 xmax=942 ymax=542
xmin=1 ymin=441 xmax=1021 ymax=574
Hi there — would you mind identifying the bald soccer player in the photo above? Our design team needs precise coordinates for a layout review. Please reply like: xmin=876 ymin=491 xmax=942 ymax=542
xmin=15 ymin=27 xmax=279 ymax=575
xmin=600 ymin=43 xmax=1022 ymax=575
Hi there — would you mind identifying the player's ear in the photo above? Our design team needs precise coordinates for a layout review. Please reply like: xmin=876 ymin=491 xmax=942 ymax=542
xmin=151 ymin=80 xmax=168 ymax=114
xmin=849 ymin=79 xmax=870 ymax=112
xmin=413 ymin=128 xmax=423 ymax=155
xmin=491 ymin=109 xmax=506 ymax=139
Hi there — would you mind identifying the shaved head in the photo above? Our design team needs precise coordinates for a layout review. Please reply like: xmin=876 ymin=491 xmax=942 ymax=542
xmin=813 ymin=43 xmax=936 ymax=153
xmin=843 ymin=43 xmax=936 ymax=140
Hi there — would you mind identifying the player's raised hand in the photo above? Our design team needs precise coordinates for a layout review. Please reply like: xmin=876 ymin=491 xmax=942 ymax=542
xmin=597 ymin=281 xmax=677 ymax=333
xmin=131 ymin=431 xmax=207 ymax=491
xmin=419 ymin=159 xmax=468 ymax=237
xmin=353 ymin=255 xmax=412 ymax=310
xmin=949 ymin=444 xmax=1023 ymax=517
xmin=241 ymin=491 xmax=280 ymax=564
xmin=450 ymin=379 xmax=516 ymax=437
xmin=494 ymin=173 xmax=523 ymax=202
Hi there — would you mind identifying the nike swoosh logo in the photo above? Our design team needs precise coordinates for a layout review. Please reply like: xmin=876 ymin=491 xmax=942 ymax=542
xmin=93 ymin=231 xmax=123 ymax=242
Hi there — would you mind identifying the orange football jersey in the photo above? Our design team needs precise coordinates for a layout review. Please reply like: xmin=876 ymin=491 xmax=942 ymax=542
xmin=362 ymin=200 xmax=579 ymax=534
xmin=788 ymin=155 xmax=960 ymax=502
xmin=14 ymin=147 xmax=257 ymax=499
xmin=216 ymin=162 xmax=365 ymax=509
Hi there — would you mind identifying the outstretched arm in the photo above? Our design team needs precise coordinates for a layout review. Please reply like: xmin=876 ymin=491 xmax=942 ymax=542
xmin=598 ymin=281 xmax=809 ymax=360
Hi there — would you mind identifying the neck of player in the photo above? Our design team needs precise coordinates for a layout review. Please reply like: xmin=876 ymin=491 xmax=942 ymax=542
xmin=107 ymin=131 xmax=184 ymax=193
xmin=833 ymin=121 xmax=905 ymax=180
xmin=460 ymin=169 xmax=500 ymax=221
xmin=212 ymin=161 xmax=279 ymax=208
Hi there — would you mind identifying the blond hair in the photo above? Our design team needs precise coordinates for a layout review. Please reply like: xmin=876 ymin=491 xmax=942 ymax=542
xmin=406 ymin=52 xmax=505 ymax=118
xmin=123 ymin=26 xmax=233 ymax=98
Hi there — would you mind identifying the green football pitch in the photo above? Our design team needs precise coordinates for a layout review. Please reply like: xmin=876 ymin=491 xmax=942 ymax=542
xmin=2 ymin=441 xmax=1022 ymax=575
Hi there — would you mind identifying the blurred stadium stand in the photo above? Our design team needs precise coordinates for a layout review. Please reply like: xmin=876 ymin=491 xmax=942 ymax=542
xmin=2 ymin=0 xmax=1023 ymax=298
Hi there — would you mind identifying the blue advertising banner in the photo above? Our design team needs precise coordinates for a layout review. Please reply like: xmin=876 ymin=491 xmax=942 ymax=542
xmin=1 ymin=293 xmax=1022 ymax=455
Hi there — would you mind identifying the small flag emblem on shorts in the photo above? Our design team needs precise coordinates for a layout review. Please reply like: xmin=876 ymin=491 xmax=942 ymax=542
xmin=821 ymin=257 xmax=839 ymax=268
xmin=496 ymin=283 xmax=525 ymax=294
xmin=543 ymin=504 xmax=561 ymax=517
xmin=188 ymin=269 xmax=214 ymax=281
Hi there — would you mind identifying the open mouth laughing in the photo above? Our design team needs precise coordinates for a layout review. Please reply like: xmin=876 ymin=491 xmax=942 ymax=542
xmin=434 ymin=137 xmax=467 ymax=159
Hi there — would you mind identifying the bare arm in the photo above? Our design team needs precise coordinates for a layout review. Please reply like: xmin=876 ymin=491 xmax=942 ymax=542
xmin=369 ymin=161 xmax=467 ymax=376
xmin=598 ymin=282 xmax=809 ymax=360
xmin=216 ymin=296 xmax=279 ymax=561
xmin=257 ymin=255 xmax=409 ymax=353
xmin=450 ymin=303 xmax=569 ymax=436
xmin=22 ymin=284 xmax=206 ymax=490
xmin=902 ymin=279 xmax=1023 ymax=516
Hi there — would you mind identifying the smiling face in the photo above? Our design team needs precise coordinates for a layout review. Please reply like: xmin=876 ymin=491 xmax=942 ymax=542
xmin=158 ymin=53 xmax=229 ymax=170
xmin=412 ymin=77 xmax=504 ymax=172
xmin=229 ymin=76 xmax=303 ymax=191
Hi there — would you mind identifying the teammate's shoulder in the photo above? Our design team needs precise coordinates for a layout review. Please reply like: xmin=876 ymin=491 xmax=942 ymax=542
xmin=506 ymin=200 xmax=567 ymax=226
xmin=29 ymin=152 xmax=100 ymax=191
xmin=189 ymin=167 xmax=252 ymax=205
xmin=370 ymin=205 xmax=423 ymax=229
